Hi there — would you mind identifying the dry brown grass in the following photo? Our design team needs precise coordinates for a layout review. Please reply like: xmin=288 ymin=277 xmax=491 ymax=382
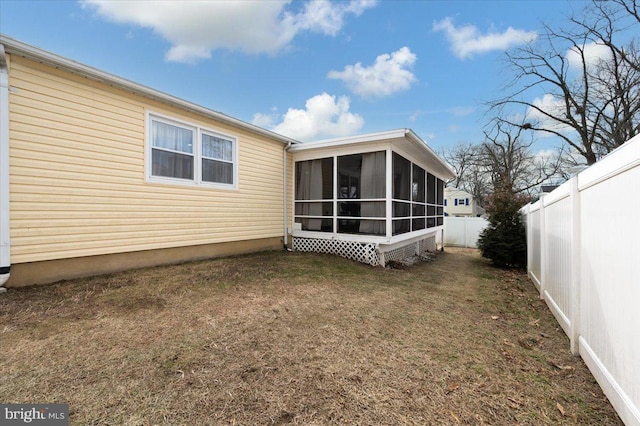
xmin=0 ymin=248 xmax=621 ymax=425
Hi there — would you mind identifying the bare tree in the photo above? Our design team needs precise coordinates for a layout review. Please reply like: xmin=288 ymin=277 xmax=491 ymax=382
xmin=464 ymin=165 xmax=492 ymax=208
xmin=569 ymin=0 xmax=640 ymax=150
xmin=577 ymin=1 xmax=639 ymax=71
xmin=611 ymin=0 xmax=640 ymax=33
xmin=490 ymin=0 xmax=640 ymax=165
xmin=480 ymin=120 xmax=563 ymax=196
xmin=441 ymin=142 xmax=491 ymax=207
xmin=441 ymin=120 xmax=564 ymax=203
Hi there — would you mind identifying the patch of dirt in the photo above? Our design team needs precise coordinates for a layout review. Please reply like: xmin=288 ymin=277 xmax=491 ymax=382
xmin=0 ymin=248 xmax=622 ymax=425
xmin=385 ymin=251 xmax=438 ymax=269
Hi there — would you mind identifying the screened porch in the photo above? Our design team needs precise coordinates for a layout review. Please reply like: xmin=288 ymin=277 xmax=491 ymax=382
xmin=289 ymin=130 xmax=454 ymax=265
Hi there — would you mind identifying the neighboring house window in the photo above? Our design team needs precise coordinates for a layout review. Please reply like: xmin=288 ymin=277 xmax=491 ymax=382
xmin=465 ymin=198 xmax=469 ymax=206
xmin=148 ymin=113 xmax=236 ymax=188
xmin=444 ymin=199 xmax=447 ymax=206
xmin=454 ymin=199 xmax=458 ymax=206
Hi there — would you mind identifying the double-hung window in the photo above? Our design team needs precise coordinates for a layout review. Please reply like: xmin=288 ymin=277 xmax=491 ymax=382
xmin=202 ymin=133 xmax=234 ymax=184
xmin=151 ymin=119 xmax=195 ymax=180
xmin=148 ymin=113 xmax=236 ymax=188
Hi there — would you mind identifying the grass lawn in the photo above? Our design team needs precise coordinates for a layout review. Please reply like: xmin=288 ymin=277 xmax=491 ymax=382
xmin=0 ymin=248 xmax=621 ymax=425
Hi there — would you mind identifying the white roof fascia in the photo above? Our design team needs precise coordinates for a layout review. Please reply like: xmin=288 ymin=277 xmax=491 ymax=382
xmin=0 ymin=34 xmax=300 ymax=146
xmin=291 ymin=128 xmax=455 ymax=180
xmin=404 ymin=129 xmax=455 ymax=180
xmin=445 ymin=188 xmax=476 ymax=201
xmin=289 ymin=129 xmax=408 ymax=152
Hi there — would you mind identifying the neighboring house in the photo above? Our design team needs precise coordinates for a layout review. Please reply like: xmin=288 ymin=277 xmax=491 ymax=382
xmin=444 ymin=187 xmax=485 ymax=217
xmin=0 ymin=35 xmax=453 ymax=288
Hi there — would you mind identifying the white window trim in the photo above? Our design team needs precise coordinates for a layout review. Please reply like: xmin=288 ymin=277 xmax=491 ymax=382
xmin=145 ymin=111 xmax=238 ymax=190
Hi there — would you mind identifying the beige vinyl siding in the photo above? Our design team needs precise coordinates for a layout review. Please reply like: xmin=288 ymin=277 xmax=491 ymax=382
xmin=9 ymin=55 xmax=285 ymax=264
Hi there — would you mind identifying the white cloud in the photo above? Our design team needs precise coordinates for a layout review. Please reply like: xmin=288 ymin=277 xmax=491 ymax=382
xmin=327 ymin=47 xmax=417 ymax=98
xmin=253 ymin=92 xmax=364 ymax=141
xmin=82 ymin=0 xmax=376 ymax=63
xmin=533 ymin=148 xmax=560 ymax=162
xmin=295 ymin=0 xmax=376 ymax=36
xmin=566 ymin=40 xmax=612 ymax=71
xmin=251 ymin=112 xmax=278 ymax=129
xmin=432 ymin=17 xmax=537 ymax=59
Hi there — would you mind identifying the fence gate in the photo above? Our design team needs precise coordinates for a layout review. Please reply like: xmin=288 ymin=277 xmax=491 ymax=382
xmin=444 ymin=216 xmax=488 ymax=248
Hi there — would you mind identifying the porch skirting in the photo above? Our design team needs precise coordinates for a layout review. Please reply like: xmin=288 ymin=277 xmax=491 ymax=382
xmin=292 ymin=234 xmax=436 ymax=267
xmin=293 ymin=238 xmax=380 ymax=265
xmin=380 ymin=236 xmax=436 ymax=265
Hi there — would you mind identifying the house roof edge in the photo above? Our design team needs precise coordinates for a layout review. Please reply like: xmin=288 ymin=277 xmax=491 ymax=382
xmin=0 ymin=34 xmax=300 ymax=146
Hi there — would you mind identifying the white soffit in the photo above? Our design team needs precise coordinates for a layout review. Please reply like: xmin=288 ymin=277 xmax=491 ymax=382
xmin=291 ymin=128 xmax=455 ymax=180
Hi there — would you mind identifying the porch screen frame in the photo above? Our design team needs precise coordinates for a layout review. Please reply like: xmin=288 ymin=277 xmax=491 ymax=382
xmin=293 ymin=146 xmax=446 ymax=241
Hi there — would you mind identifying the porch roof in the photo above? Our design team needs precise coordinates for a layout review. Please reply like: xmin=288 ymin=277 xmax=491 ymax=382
xmin=290 ymin=129 xmax=455 ymax=181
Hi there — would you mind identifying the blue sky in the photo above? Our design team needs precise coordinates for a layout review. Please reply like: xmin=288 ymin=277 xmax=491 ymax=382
xmin=0 ymin=0 xmax=586 ymax=153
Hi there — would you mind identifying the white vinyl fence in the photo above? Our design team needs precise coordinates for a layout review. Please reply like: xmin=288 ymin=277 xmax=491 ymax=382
xmin=444 ymin=216 xmax=488 ymax=248
xmin=521 ymin=134 xmax=640 ymax=426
